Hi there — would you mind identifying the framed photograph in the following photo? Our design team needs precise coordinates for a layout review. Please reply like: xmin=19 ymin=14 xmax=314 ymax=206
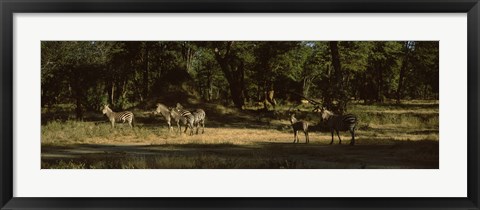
xmin=1 ymin=0 xmax=479 ymax=209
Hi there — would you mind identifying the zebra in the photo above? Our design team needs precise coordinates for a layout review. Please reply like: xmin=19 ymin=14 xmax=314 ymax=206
xmin=153 ymin=103 xmax=174 ymax=132
xmin=313 ymin=106 xmax=357 ymax=145
xmin=173 ymin=104 xmax=195 ymax=136
xmin=290 ymin=113 xmax=309 ymax=144
xmin=101 ymin=104 xmax=135 ymax=128
xmin=191 ymin=109 xmax=206 ymax=134
xmin=153 ymin=103 xmax=192 ymax=135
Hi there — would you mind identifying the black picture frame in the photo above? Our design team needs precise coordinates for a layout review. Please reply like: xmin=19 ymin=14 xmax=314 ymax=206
xmin=1 ymin=0 xmax=479 ymax=209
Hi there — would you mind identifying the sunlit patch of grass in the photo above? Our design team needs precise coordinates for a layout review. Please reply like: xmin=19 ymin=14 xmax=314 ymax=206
xmin=42 ymin=100 xmax=439 ymax=169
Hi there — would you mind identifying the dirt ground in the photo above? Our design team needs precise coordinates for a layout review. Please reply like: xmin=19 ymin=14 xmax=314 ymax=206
xmin=41 ymin=128 xmax=438 ymax=169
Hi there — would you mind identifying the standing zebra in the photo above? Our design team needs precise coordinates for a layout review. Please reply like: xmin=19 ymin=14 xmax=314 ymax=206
xmin=290 ymin=113 xmax=309 ymax=144
xmin=153 ymin=103 xmax=174 ymax=132
xmin=102 ymin=104 xmax=135 ymax=128
xmin=191 ymin=109 xmax=206 ymax=134
xmin=313 ymin=106 xmax=357 ymax=145
xmin=173 ymin=104 xmax=195 ymax=136
xmin=153 ymin=103 xmax=193 ymax=134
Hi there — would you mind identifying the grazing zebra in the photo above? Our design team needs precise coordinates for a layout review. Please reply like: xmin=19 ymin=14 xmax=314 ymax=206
xmin=191 ymin=109 xmax=206 ymax=134
xmin=313 ymin=106 xmax=357 ymax=145
xmin=290 ymin=113 xmax=309 ymax=144
xmin=101 ymin=104 xmax=135 ymax=128
xmin=173 ymin=104 xmax=195 ymax=136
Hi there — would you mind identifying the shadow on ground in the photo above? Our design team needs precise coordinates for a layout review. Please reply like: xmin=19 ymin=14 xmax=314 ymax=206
xmin=42 ymin=140 xmax=439 ymax=169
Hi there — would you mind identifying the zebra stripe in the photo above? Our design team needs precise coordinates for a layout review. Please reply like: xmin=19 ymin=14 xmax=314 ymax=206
xmin=192 ymin=109 xmax=206 ymax=134
xmin=172 ymin=105 xmax=195 ymax=135
xmin=102 ymin=105 xmax=135 ymax=128
xmin=316 ymin=107 xmax=357 ymax=145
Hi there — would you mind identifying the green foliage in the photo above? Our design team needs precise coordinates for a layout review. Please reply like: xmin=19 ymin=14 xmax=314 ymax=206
xmin=42 ymin=41 xmax=439 ymax=116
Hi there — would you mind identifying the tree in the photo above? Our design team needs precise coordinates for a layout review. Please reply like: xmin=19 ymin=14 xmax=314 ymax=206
xmin=212 ymin=41 xmax=255 ymax=109
xmin=41 ymin=40 xmax=440 ymax=120
xmin=41 ymin=41 xmax=110 ymax=119
xmin=252 ymin=41 xmax=300 ymax=110
xmin=405 ymin=41 xmax=439 ymax=99
xmin=324 ymin=41 xmax=348 ymax=113
xmin=396 ymin=41 xmax=415 ymax=103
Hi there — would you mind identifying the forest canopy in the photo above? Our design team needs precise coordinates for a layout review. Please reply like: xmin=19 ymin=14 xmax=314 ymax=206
xmin=41 ymin=41 xmax=439 ymax=119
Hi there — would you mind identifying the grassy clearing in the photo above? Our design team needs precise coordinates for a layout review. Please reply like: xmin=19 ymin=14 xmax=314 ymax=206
xmin=41 ymin=100 xmax=439 ymax=169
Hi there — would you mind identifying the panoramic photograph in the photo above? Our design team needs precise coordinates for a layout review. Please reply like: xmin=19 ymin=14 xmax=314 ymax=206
xmin=41 ymin=41 xmax=439 ymax=169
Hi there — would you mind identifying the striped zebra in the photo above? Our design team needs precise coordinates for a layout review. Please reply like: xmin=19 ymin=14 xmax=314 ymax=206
xmin=192 ymin=109 xmax=206 ymax=134
xmin=173 ymin=103 xmax=195 ymax=136
xmin=102 ymin=104 xmax=135 ymax=128
xmin=313 ymin=106 xmax=357 ymax=145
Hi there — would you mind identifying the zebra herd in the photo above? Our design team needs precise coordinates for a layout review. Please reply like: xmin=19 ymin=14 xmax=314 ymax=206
xmin=290 ymin=106 xmax=357 ymax=145
xmin=153 ymin=103 xmax=206 ymax=136
xmin=101 ymin=103 xmax=357 ymax=145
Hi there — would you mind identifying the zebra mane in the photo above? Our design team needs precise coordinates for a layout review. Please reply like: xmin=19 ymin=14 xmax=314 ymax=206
xmin=156 ymin=103 xmax=171 ymax=117
xmin=103 ymin=104 xmax=112 ymax=111
xmin=102 ymin=104 xmax=113 ymax=115
xmin=169 ymin=107 xmax=184 ymax=120
xmin=176 ymin=103 xmax=183 ymax=109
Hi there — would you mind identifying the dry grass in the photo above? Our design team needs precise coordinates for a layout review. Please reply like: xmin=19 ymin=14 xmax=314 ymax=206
xmin=41 ymin=100 xmax=439 ymax=169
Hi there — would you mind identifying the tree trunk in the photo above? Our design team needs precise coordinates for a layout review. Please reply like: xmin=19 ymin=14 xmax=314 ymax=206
xmin=70 ymin=67 xmax=84 ymax=120
xmin=219 ymin=61 xmax=245 ymax=109
xmin=142 ymin=42 xmax=149 ymax=101
xmin=75 ymin=97 xmax=83 ymax=120
xmin=396 ymin=42 xmax=410 ymax=104
xmin=329 ymin=41 xmax=346 ymax=114
xmin=213 ymin=42 xmax=246 ymax=109
xmin=121 ymin=80 xmax=128 ymax=108
xmin=396 ymin=62 xmax=406 ymax=104
xmin=376 ymin=64 xmax=383 ymax=103
xmin=303 ymin=76 xmax=315 ymax=98
xmin=267 ymin=85 xmax=276 ymax=109
xmin=110 ymin=82 xmax=115 ymax=105
xmin=206 ymin=73 xmax=213 ymax=101
xmin=230 ymin=81 xmax=246 ymax=109
xmin=183 ymin=42 xmax=195 ymax=72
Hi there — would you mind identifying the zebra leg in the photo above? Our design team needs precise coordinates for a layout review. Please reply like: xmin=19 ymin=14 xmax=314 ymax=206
xmin=293 ymin=130 xmax=297 ymax=143
xmin=349 ymin=129 xmax=355 ymax=146
xmin=201 ymin=120 xmax=205 ymax=134
xmin=336 ymin=130 xmax=342 ymax=144
xmin=330 ymin=130 xmax=334 ymax=145
xmin=295 ymin=130 xmax=299 ymax=143
xmin=111 ymin=120 xmax=115 ymax=128
xmin=167 ymin=121 xmax=172 ymax=133
xmin=305 ymin=131 xmax=309 ymax=144
xmin=195 ymin=122 xmax=199 ymax=135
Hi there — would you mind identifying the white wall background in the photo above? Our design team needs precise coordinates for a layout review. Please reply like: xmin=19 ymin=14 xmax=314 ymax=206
xmin=13 ymin=13 xmax=467 ymax=197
